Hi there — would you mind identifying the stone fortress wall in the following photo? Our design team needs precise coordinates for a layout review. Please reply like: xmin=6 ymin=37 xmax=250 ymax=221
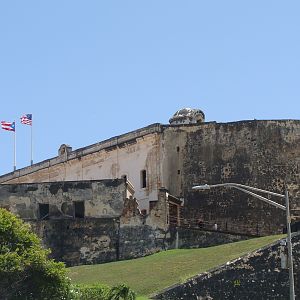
xmin=0 ymin=124 xmax=162 ymax=213
xmin=0 ymin=108 xmax=299 ymax=246
xmin=153 ymin=233 xmax=300 ymax=300
xmin=162 ymin=119 xmax=300 ymax=235
xmin=0 ymin=179 xmax=247 ymax=266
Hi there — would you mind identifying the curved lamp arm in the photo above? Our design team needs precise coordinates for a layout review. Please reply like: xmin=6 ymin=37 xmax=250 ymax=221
xmin=192 ymin=183 xmax=286 ymax=211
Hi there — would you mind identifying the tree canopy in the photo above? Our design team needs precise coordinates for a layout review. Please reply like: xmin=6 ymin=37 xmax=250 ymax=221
xmin=0 ymin=208 xmax=70 ymax=299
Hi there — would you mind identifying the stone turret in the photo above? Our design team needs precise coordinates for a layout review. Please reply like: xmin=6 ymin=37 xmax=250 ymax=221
xmin=58 ymin=144 xmax=72 ymax=156
xmin=169 ymin=108 xmax=205 ymax=125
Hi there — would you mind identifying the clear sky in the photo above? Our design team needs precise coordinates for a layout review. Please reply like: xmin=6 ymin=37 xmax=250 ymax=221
xmin=0 ymin=1 xmax=299 ymax=175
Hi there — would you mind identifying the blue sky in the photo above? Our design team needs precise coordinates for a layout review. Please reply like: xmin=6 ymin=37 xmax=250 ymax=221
xmin=0 ymin=1 xmax=299 ymax=174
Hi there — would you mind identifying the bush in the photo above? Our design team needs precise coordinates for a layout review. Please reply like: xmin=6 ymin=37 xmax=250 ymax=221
xmin=68 ymin=283 xmax=136 ymax=300
xmin=69 ymin=283 xmax=111 ymax=300
xmin=108 ymin=284 xmax=136 ymax=300
xmin=0 ymin=208 xmax=70 ymax=299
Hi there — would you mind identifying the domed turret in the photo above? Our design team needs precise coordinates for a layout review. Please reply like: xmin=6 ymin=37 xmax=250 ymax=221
xmin=169 ymin=108 xmax=205 ymax=125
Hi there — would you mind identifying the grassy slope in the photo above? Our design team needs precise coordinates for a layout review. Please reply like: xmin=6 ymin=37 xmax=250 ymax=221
xmin=68 ymin=235 xmax=283 ymax=297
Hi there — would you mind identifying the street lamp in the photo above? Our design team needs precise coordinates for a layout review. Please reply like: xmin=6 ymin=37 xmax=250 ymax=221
xmin=192 ymin=182 xmax=295 ymax=300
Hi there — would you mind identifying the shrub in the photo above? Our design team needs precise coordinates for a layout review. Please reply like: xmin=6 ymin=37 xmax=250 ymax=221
xmin=68 ymin=283 xmax=136 ymax=300
xmin=69 ymin=283 xmax=111 ymax=300
xmin=108 ymin=284 xmax=136 ymax=300
xmin=0 ymin=208 xmax=70 ymax=299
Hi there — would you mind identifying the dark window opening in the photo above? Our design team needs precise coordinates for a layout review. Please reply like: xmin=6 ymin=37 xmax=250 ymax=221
xmin=149 ymin=201 xmax=158 ymax=211
xmin=39 ymin=203 xmax=49 ymax=220
xmin=177 ymin=169 xmax=181 ymax=174
xmin=74 ymin=201 xmax=85 ymax=218
xmin=169 ymin=203 xmax=179 ymax=226
xmin=141 ymin=170 xmax=147 ymax=188
xmin=291 ymin=221 xmax=300 ymax=233
xmin=176 ymin=146 xmax=180 ymax=152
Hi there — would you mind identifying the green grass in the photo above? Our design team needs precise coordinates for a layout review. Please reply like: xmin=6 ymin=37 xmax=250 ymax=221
xmin=68 ymin=235 xmax=283 ymax=298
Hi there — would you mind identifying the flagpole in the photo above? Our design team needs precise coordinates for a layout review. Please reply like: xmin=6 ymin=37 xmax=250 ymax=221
xmin=14 ymin=121 xmax=16 ymax=171
xmin=31 ymin=121 xmax=33 ymax=165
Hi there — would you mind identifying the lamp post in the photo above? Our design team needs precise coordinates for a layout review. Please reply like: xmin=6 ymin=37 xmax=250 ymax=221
xmin=192 ymin=183 xmax=295 ymax=300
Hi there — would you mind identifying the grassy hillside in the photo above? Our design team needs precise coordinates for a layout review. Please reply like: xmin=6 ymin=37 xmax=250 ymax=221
xmin=68 ymin=235 xmax=283 ymax=298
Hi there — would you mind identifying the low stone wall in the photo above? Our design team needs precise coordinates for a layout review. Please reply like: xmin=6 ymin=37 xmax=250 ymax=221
xmin=169 ymin=227 xmax=250 ymax=249
xmin=29 ymin=219 xmax=250 ymax=267
xmin=31 ymin=219 xmax=167 ymax=266
xmin=153 ymin=233 xmax=300 ymax=299
xmin=30 ymin=218 xmax=119 ymax=266
xmin=119 ymin=225 xmax=166 ymax=260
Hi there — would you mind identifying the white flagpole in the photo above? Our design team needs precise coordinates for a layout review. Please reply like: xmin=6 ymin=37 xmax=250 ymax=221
xmin=14 ymin=121 xmax=16 ymax=171
xmin=31 ymin=120 xmax=33 ymax=165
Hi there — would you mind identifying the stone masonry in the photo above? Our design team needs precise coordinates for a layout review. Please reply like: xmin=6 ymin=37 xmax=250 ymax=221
xmin=0 ymin=179 xmax=251 ymax=266
xmin=0 ymin=110 xmax=299 ymax=266
xmin=1 ymin=116 xmax=299 ymax=237
xmin=153 ymin=233 xmax=300 ymax=300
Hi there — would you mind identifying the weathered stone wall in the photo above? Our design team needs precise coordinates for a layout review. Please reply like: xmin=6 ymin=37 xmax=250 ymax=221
xmin=161 ymin=127 xmax=187 ymax=198
xmin=162 ymin=120 xmax=300 ymax=236
xmin=30 ymin=219 xmax=250 ymax=267
xmin=30 ymin=218 xmax=119 ymax=266
xmin=168 ymin=227 xmax=250 ymax=249
xmin=1 ymin=119 xmax=299 ymax=241
xmin=31 ymin=219 xmax=167 ymax=266
xmin=0 ymin=180 xmax=174 ymax=266
xmin=31 ymin=219 xmax=164 ymax=266
xmin=0 ymin=124 xmax=162 ymax=212
xmin=153 ymin=233 xmax=300 ymax=300
xmin=0 ymin=179 xmax=126 ymax=219
xmin=119 ymin=225 xmax=166 ymax=260
xmin=118 ymin=225 xmax=251 ymax=264
xmin=146 ymin=188 xmax=169 ymax=231
xmin=33 ymin=220 xmax=251 ymax=266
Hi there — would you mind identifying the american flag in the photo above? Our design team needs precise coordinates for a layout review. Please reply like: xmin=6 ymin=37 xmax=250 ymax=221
xmin=20 ymin=114 xmax=32 ymax=125
xmin=1 ymin=121 xmax=15 ymax=131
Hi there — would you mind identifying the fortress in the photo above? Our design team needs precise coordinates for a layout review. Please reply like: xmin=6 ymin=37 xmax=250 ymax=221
xmin=0 ymin=108 xmax=299 ymax=265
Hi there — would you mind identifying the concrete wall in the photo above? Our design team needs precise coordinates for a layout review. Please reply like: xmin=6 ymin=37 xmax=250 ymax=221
xmin=153 ymin=233 xmax=300 ymax=300
xmin=162 ymin=120 xmax=300 ymax=236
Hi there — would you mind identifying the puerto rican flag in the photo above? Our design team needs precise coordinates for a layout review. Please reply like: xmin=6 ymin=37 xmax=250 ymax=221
xmin=1 ymin=121 xmax=15 ymax=132
xmin=20 ymin=114 xmax=32 ymax=125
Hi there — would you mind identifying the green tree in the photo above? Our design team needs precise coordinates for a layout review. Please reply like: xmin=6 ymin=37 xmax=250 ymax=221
xmin=108 ymin=284 xmax=136 ymax=300
xmin=0 ymin=208 xmax=70 ymax=299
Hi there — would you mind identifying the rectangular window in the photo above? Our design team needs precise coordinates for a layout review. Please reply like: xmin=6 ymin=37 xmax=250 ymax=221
xmin=74 ymin=201 xmax=85 ymax=218
xmin=39 ymin=203 xmax=49 ymax=220
xmin=149 ymin=201 xmax=157 ymax=211
xmin=140 ymin=170 xmax=147 ymax=188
